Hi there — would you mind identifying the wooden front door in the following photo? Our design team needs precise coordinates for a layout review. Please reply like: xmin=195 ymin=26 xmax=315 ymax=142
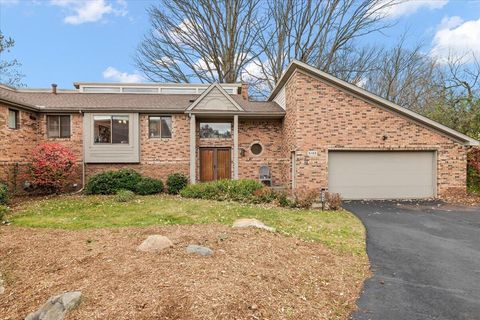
xmin=200 ymin=148 xmax=231 ymax=181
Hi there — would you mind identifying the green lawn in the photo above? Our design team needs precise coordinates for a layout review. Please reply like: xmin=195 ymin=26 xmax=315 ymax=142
xmin=10 ymin=195 xmax=366 ymax=256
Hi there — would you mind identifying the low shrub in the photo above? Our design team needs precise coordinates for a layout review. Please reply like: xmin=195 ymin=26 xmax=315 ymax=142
xmin=251 ymin=187 xmax=277 ymax=204
xmin=292 ymin=189 xmax=319 ymax=208
xmin=326 ymin=192 xmax=342 ymax=210
xmin=0 ymin=183 xmax=8 ymax=205
xmin=135 ymin=177 xmax=164 ymax=195
xmin=0 ymin=204 xmax=9 ymax=221
xmin=115 ymin=189 xmax=135 ymax=202
xmin=166 ymin=173 xmax=188 ymax=194
xmin=276 ymin=192 xmax=293 ymax=207
xmin=85 ymin=169 xmax=142 ymax=195
xmin=180 ymin=179 xmax=264 ymax=202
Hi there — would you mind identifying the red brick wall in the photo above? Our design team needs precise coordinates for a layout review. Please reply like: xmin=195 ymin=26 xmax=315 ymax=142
xmin=37 ymin=113 xmax=83 ymax=160
xmin=284 ymin=70 xmax=467 ymax=196
xmin=238 ymin=119 xmax=287 ymax=186
xmin=1 ymin=75 xmax=469 ymax=197
xmin=0 ymin=104 xmax=39 ymax=191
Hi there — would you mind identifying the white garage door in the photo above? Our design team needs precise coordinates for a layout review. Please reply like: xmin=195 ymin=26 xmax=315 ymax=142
xmin=328 ymin=151 xmax=436 ymax=200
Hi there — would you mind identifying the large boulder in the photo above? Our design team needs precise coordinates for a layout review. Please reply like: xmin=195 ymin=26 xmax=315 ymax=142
xmin=186 ymin=244 xmax=214 ymax=256
xmin=25 ymin=291 xmax=82 ymax=320
xmin=232 ymin=218 xmax=275 ymax=232
xmin=137 ymin=235 xmax=173 ymax=252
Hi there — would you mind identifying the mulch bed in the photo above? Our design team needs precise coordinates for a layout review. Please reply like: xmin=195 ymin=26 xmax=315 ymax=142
xmin=0 ymin=224 xmax=368 ymax=320
xmin=443 ymin=193 xmax=480 ymax=206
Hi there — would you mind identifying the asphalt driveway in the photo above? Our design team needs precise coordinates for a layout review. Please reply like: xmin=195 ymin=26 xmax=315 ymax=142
xmin=344 ymin=200 xmax=480 ymax=320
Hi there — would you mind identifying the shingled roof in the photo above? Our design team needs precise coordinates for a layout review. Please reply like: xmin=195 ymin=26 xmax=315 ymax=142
xmin=0 ymin=84 xmax=284 ymax=114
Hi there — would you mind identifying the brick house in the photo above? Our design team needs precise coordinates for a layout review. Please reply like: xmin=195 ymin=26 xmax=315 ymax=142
xmin=0 ymin=60 xmax=478 ymax=199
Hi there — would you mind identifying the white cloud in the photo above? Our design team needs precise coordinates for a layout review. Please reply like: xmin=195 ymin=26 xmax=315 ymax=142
xmin=431 ymin=16 xmax=480 ymax=63
xmin=437 ymin=15 xmax=463 ymax=30
xmin=50 ymin=0 xmax=127 ymax=25
xmin=102 ymin=67 xmax=144 ymax=83
xmin=154 ymin=56 xmax=177 ymax=67
xmin=373 ymin=0 xmax=448 ymax=19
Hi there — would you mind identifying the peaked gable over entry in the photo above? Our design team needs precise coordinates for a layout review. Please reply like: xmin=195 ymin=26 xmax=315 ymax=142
xmin=187 ymin=83 xmax=244 ymax=112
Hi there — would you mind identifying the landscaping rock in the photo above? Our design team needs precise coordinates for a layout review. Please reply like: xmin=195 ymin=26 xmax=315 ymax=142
xmin=186 ymin=244 xmax=214 ymax=256
xmin=232 ymin=218 xmax=275 ymax=232
xmin=25 ymin=291 xmax=82 ymax=320
xmin=137 ymin=235 xmax=173 ymax=252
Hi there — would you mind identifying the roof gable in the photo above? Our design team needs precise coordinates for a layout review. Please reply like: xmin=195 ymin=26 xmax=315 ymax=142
xmin=187 ymin=83 xmax=244 ymax=112
xmin=269 ymin=60 xmax=479 ymax=146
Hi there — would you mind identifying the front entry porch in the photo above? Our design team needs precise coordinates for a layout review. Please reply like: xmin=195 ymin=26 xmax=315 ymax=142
xmin=189 ymin=113 xmax=239 ymax=184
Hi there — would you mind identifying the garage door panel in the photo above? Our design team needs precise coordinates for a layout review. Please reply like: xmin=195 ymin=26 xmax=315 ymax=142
xmin=328 ymin=151 xmax=435 ymax=199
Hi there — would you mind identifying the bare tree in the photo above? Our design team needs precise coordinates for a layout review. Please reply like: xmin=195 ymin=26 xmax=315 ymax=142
xmin=364 ymin=34 xmax=443 ymax=110
xmin=253 ymin=0 xmax=397 ymax=96
xmin=135 ymin=0 xmax=264 ymax=83
xmin=444 ymin=53 xmax=480 ymax=103
xmin=0 ymin=30 xmax=24 ymax=87
xmin=424 ymin=53 xmax=480 ymax=139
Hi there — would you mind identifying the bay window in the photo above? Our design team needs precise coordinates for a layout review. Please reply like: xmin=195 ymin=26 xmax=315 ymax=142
xmin=94 ymin=115 xmax=129 ymax=144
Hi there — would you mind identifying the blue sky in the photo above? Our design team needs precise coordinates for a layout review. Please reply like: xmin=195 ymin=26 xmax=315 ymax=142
xmin=1 ymin=0 xmax=479 ymax=89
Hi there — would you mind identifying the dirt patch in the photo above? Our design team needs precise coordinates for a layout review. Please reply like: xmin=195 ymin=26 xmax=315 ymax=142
xmin=443 ymin=193 xmax=480 ymax=206
xmin=0 ymin=225 xmax=368 ymax=320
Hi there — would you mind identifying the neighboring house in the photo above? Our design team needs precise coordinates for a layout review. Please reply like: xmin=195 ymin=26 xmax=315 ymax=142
xmin=0 ymin=60 xmax=478 ymax=199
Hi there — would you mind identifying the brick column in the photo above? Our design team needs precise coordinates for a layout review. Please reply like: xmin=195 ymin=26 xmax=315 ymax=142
xmin=189 ymin=114 xmax=196 ymax=184
xmin=233 ymin=114 xmax=239 ymax=179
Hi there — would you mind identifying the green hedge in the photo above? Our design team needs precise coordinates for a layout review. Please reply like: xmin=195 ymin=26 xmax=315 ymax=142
xmin=85 ymin=169 xmax=163 ymax=195
xmin=85 ymin=169 xmax=142 ymax=195
xmin=180 ymin=179 xmax=264 ymax=202
xmin=135 ymin=177 xmax=164 ymax=195
xmin=0 ymin=183 xmax=8 ymax=205
xmin=166 ymin=173 xmax=188 ymax=194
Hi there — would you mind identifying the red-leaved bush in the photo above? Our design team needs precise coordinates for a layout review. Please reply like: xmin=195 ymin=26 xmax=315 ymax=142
xmin=26 ymin=143 xmax=77 ymax=194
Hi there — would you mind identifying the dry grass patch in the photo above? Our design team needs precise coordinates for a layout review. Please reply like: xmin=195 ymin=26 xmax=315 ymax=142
xmin=0 ymin=224 xmax=368 ymax=320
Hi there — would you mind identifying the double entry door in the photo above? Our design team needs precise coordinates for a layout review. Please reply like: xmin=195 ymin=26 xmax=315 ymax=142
xmin=200 ymin=148 xmax=231 ymax=182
